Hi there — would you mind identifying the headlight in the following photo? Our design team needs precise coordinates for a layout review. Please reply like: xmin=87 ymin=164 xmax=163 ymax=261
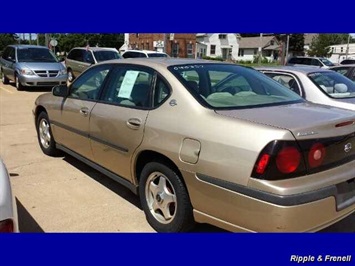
xmin=59 ymin=69 xmax=67 ymax=75
xmin=20 ymin=68 xmax=35 ymax=75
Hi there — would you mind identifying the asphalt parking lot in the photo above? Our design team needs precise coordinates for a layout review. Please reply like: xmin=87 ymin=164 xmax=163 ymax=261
xmin=0 ymin=82 xmax=354 ymax=232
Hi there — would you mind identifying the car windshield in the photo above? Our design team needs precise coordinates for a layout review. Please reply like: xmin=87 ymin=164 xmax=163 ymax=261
xmin=93 ymin=50 xmax=121 ymax=62
xmin=148 ymin=53 xmax=168 ymax=58
xmin=17 ymin=48 xmax=58 ymax=62
xmin=319 ymin=58 xmax=334 ymax=66
xmin=168 ymin=64 xmax=303 ymax=109
xmin=308 ymin=71 xmax=355 ymax=99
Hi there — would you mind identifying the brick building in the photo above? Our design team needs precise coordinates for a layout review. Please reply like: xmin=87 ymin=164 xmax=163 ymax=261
xmin=128 ymin=34 xmax=196 ymax=58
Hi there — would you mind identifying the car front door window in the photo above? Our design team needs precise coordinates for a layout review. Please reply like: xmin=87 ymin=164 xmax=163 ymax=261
xmin=69 ymin=65 xmax=111 ymax=101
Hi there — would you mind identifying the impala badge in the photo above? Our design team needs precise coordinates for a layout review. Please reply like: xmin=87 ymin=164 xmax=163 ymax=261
xmin=344 ymin=143 xmax=352 ymax=153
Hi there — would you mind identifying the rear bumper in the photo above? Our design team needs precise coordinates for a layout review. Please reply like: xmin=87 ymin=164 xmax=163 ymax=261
xmin=19 ymin=74 xmax=67 ymax=87
xmin=183 ymin=170 xmax=355 ymax=232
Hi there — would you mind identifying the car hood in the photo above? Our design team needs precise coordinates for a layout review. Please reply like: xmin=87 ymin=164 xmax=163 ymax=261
xmin=216 ymin=102 xmax=355 ymax=140
xmin=18 ymin=62 xmax=64 ymax=70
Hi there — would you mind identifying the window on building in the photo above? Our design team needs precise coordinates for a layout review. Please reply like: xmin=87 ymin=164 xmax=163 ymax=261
xmin=187 ymin=43 xmax=193 ymax=58
xmin=238 ymin=49 xmax=244 ymax=57
xmin=146 ymin=42 xmax=149 ymax=50
xmin=219 ymin=34 xmax=227 ymax=39
xmin=270 ymin=40 xmax=274 ymax=45
xmin=254 ymin=49 xmax=258 ymax=55
xmin=210 ymin=45 xmax=216 ymax=55
xmin=172 ymin=43 xmax=179 ymax=57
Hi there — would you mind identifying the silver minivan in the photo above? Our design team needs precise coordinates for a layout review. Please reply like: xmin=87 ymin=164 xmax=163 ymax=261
xmin=0 ymin=45 xmax=67 ymax=90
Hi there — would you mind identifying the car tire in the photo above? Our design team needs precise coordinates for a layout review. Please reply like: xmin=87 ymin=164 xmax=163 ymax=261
xmin=139 ymin=161 xmax=195 ymax=232
xmin=36 ymin=112 xmax=58 ymax=156
xmin=67 ymin=69 xmax=75 ymax=82
xmin=15 ymin=74 xmax=24 ymax=91
xmin=1 ymin=70 xmax=9 ymax=84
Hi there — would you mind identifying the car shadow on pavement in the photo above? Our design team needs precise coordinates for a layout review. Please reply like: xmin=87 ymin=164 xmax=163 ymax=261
xmin=63 ymin=155 xmax=142 ymax=210
xmin=9 ymin=82 xmax=54 ymax=93
xmin=16 ymin=198 xmax=44 ymax=233
xmin=61 ymin=155 xmax=228 ymax=233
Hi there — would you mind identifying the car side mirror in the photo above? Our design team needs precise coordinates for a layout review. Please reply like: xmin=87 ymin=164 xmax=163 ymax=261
xmin=52 ymin=84 xmax=69 ymax=97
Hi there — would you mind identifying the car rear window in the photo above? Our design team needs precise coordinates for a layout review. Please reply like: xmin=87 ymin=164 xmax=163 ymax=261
xmin=93 ymin=50 xmax=121 ymax=62
xmin=148 ymin=53 xmax=168 ymax=58
xmin=168 ymin=64 xmax=303 ymax=109
xmin=308 ymin=71 xmax=355 ymax=98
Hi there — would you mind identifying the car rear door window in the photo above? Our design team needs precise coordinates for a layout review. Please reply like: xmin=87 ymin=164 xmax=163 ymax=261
xmin=101 ymin=66 xmax=153 ymax=108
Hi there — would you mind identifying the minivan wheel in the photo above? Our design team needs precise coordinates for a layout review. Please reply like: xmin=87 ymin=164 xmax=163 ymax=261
xmin=1 ymin=71 xmax=9 ymax=84
xmin=139 ymin=162 xmax=195 ymax=232
xmin=15 ymin=74 xmax=24 ymax=91
xmin=36 ymin=112 xmax=58 ymax=156
xmin=67 ymin=69 xmax=74 ymax=82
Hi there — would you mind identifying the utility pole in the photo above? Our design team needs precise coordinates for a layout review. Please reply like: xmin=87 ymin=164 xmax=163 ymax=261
xmin=285 ymin=34 xmax=290 ymax=63
xmin=29 ymin=33 xmax=32 ymax=45
xmin=45 ymin=34 xmax=50 ymax=48
xmin=345 ymin=34 xmax=351 ymax=59
xmin=37 ymin=33 xmax=39 ymax=46
xmin=258 ymin=33 xmax=263 ymax=64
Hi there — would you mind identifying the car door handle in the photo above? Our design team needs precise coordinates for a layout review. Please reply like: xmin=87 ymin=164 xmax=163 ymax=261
xmin=79 ymin=107 xmax=89 ymax=116
xmin=126 ymin=118 xmax=142 ymax=129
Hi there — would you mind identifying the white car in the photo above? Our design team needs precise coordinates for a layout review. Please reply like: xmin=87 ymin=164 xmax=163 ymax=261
xmin=0 ymin=159 xmax=18 ymax=232
xmin=257 ymin=66 xmax=355 ymax=111
xmin=121 ymin=50 xmax=169 ymax=59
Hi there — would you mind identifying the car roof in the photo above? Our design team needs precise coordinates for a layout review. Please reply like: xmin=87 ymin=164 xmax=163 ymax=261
xmin=255 ymin=65 xmax=332 ymax=74
xmin=123 ymin=50 xmax=167 ymax=54
xmin=98 ymin=58 xmax=235 ymax=68
xmin=331 ymin=64 xmax=355 ymax=68
xmin=72 ymin=47 xmax=118 ymax=51
xmin=289 ymin=56 xmax=328 ymax=59
xmin=9 ymin=44 xmax=49 ymax=49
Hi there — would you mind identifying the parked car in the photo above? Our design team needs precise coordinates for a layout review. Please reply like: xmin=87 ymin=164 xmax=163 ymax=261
xmin=33 ymin=59 xmax=355 ymax=232
xmin=340 ymin=59 xmax=355 ymax=65
xmin=0 ymin=159 xmax=18 ymax=232
xmin=287 ymin=56 xmax=335 ymax=68
xmin=65 ymin=47 xmax=121 ymax=82
xmin=121 ymin=50 xmax=169 ymax=59
xmin=0 ymin=45 xmax=67 ymax=90
xmin=257 ymin=66 xmax=355 ymax=111
xmin=330 ymin=65 xmax=355 ymax=81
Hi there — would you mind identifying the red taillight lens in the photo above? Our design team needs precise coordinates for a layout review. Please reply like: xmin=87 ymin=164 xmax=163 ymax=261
xmin=255 ymin=154 xmax=270 ymax=174
xmin=276 ymin=146 xmax=301 ymax=174
xmin=0 ymin=219 xmax=14 ymax=233
xmin=308 ymin=143 xmax=326 ymax=168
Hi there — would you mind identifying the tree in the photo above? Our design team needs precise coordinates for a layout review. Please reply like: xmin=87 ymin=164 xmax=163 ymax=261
xmin=289 ymin=34 xmax=304 ymax=56
xmin=0 ymin=34 xmax=18 ymax=51
xmin=308 ymin=34 xmax=351 ymax=57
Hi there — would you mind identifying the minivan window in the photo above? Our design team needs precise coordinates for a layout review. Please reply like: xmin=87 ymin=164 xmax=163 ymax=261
xmin=67 ymin=49 xmax=83 ymax=61
xmin=17 ymin=48 xmax=57 ymax=62
xmin=93 ymin=50 xmax=121 ymax=62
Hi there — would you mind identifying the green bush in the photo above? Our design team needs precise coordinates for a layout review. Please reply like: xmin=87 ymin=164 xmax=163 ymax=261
xmin=202 ymin=56 xmax=224 ymax=61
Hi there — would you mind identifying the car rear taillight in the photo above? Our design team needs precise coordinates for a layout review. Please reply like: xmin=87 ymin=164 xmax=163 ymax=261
xmin=255 ymin=154 xmax=270 ymax=174
xmin=308 ymin=143 xmax=326 ymax=168
xmin=252 ymin=140 xmax=306 ymax=180
xmin=0 ymin=219 xmax=14 ymax=233
xmin=276 ymin=146 xmax=301 ymax=174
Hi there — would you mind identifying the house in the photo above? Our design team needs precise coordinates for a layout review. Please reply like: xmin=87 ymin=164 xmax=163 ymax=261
xmin=328 ymin=43 xmax=355 ymax=63
xmin=126 ymin=34 xmax=196 ymax=58
xmin=237 ymin=35 xmax=279 ymax=62
xmin=195 ymin=34 xmax=240 ymax=60
xmin=304 ymin=33 xmax=318 ymax=56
